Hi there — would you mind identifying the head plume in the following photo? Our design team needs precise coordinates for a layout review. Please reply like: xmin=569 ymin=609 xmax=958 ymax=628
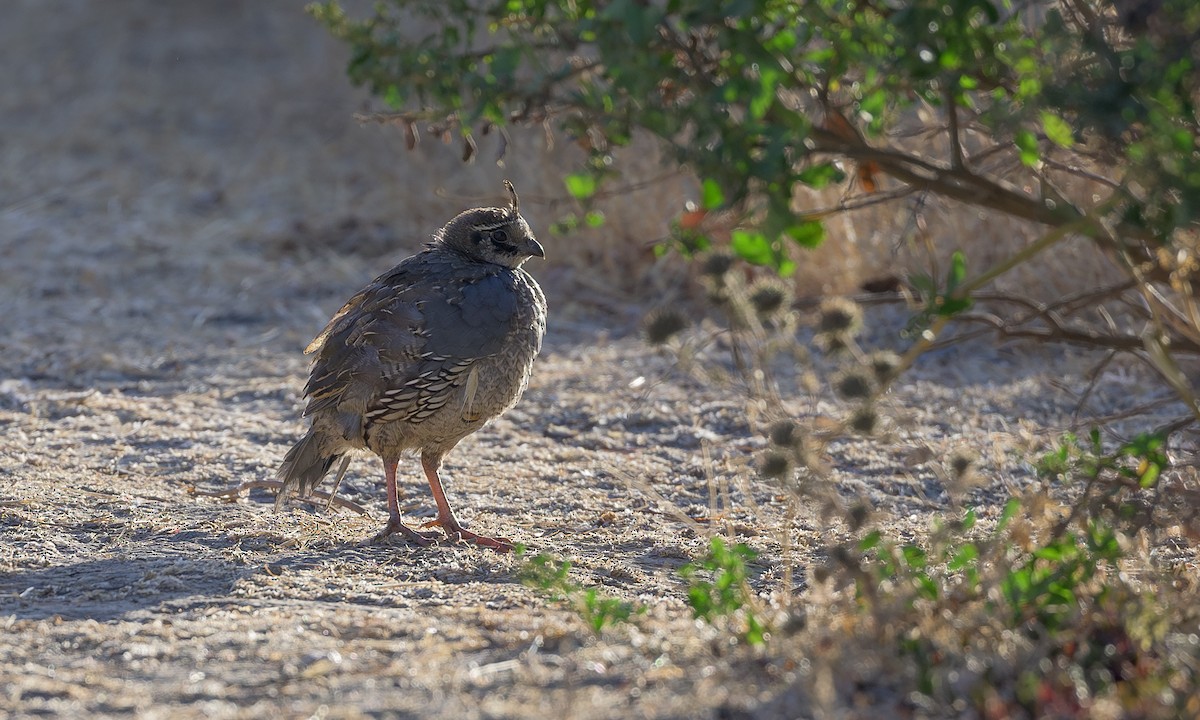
xmin=504 ymin=179 xmax=519 ymax=215
xmin=434 ymin=180 xmax=544 ymax=268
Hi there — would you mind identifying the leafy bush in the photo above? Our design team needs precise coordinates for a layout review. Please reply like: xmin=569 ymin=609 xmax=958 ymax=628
xmin=309 ymin=1 xmax=1200 ymax=418
xmin=311 ymin=0 xmax=1200 ymax=262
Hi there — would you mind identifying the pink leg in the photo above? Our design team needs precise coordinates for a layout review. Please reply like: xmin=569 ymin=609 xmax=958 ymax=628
xmin=420 ymin=452 xmax=513 ymax=552
xmin=373 ymin=457 xmax=438 ymax=546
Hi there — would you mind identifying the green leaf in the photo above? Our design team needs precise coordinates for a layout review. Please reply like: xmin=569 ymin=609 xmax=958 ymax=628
xmin=996 ymin=498 xmax=1020 ymax=533
xmin=1138 ymin=459 xmax=1162 ymax=487
xmin=1015 ymin=129 xmax=1040 ymax=166
xmin=785 ymin=220 xmax=825 ymax=248
xmin=564 ymin=173 xmax=597 ymax=200
xmin=901 ymin=545 xmax=927 ymax=569
xmin=584 ymin=210 xmax=606 ymax=228
xmin=701 ymin=178 xmax=725 ymax=210
xmin=858 ymin=530 xmax=883 ymax=552
xmin=488 ymin=46 xmax=522 ymax=82
xmin=765 ymin=29 xmax=796 ymax=53
xmin=937 ymin=296 xmax=973 ymax=317
xmin=744 ymin=615 xmax=767 ymax=646
xmin=383 ymin=85 xmax=403 ymax=108
xmin=946 ymin=250 xmax=968 ymax=290
xmin=1041 ymin=111 xmax=1074 ymax=148
xmin=908 ymin=273 xmax=935 ymax=296
xmin=731 ymin=229 xmax=774 ymax=265
xmin=750 ymin=67 xmax=780 ymax=120
xmin=948 ymin=543 xmax=978 ymax=571
xmin=914 ymin=574 xmax=939 ymax=600
xmin=796 ymin=163 xmax=844 ymax=189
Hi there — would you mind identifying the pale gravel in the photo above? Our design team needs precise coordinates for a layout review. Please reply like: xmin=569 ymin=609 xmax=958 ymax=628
xmin=0 ymin=2 xmax=1191 ymax=719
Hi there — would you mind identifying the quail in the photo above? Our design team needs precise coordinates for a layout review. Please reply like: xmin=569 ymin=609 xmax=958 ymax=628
xmin=275 ymin=181 xmax=546 ymax=551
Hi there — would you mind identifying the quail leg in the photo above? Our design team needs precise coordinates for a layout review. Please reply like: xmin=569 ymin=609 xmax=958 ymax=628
xmin=420 ymin=452 xmax=514 ymax=552
xmin=373 ymin=458 xmax=440 ymax=546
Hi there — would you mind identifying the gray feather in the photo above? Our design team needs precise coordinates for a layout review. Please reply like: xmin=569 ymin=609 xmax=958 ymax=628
xmin=275 ymin=430 xmax=339 ymax=509
xmin=422 ymin=273 xmax=518 ymax=358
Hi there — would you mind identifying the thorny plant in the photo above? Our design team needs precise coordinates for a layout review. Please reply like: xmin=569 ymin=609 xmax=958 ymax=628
xmin=642 ymin=254 xmax=1200 ymax=717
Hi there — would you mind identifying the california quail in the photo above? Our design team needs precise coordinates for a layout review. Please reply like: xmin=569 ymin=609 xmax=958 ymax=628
xmin=275 ymin=181 xmax=546 ymax=551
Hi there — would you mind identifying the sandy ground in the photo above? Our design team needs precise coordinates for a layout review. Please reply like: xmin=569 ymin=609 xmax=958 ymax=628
xmin=1 ymin=2 xmax=1192 ymax=718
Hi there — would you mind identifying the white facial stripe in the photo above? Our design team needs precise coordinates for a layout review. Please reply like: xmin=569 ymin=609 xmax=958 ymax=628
xmin=472 ymin=218 xmax=515 ymax=232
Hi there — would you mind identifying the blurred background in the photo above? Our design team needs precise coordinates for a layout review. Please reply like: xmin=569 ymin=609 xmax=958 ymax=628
xmin=0 ymin=1 xmax=1132 ymax=379
xmin=1 ymin=0 xmax=689 ymax=349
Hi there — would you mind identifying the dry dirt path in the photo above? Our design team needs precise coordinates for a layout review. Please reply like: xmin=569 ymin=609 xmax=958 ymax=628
xmin=0 ymin=3 xmax=1181 ymax=718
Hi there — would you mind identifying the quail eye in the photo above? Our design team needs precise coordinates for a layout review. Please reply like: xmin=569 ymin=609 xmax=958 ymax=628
xmin=490 ymin=229 xmax=508 ymax=243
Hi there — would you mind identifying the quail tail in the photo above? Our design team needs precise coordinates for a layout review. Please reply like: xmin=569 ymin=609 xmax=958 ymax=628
xmin=274 ymin=430 xmax=340 ymax=510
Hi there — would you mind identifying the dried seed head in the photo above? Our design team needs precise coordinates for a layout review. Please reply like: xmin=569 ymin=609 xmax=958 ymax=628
xmin=768 ymin=419 xmax=798 ymax=447
xmin=815 ymin=331 xmax=850 ymax=355
xmin=812 ymin=565 xmax=832 ymax=584
xmin=705 ymin=284 xmax=731 ymax=306
xmin=949 ymin=450 xmax=976 ymax=480
xmin=748 ymin=280 xmax=791 ymax=317
xmin=848 ymin=406 xmax=879 ymax=435
xmin=868 ymin=351 xmax=902 ymax=385
xmin=817 ymin=297 xmax=863 ymax=335
xmin=829 ymin=544 xmax=855 ymax=568
xmin=847 ymin=501 xmax=871 ymax=531
xmin=644 ymin=309 xmax=688 ymax=345
xmin=834 ymin=369 xmax=875 ymax=400
xmin=701 ymin=252 xmax=735 ymax=278
xmin=759 ymin=450 xmax=792 ymax=479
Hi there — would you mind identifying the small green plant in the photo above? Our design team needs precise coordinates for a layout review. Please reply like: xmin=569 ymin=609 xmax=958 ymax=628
xmin=999 ymin=519 xmax=1122 ymax=632
xmin=517 ymin=547 xmax=643 ymax=634
xmin=679 ymin=536 xmax=767 ymax=646
xmin=1038 ymin=428 xmax=1167 ymax=492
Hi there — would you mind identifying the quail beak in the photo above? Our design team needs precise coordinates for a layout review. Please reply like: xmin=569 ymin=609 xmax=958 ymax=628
xmin=526 ymin=237 xmax=546 ymax=260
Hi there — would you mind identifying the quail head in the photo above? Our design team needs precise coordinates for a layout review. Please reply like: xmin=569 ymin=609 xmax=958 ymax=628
xmin=275 ymin=181 xmax=546 ymax=551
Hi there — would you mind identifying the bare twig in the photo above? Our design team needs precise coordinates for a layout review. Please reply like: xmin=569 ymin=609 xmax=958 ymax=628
xmin=945 ymin=86 xmax=963 ymax=170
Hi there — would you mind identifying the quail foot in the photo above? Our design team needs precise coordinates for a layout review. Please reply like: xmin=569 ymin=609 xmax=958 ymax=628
xmin=275 ymin=181 xmax=546 ymax=552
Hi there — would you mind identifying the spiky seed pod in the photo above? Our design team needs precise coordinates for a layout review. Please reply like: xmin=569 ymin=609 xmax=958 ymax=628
xmin=847 ymin=502 xmax=871 ymax=531
xmin=705 ymin=283 xmax=731 ymax=307
xmin=815 ymin=331 xmax=850 ymax=355
xmin=812 ymin=565 xmax=832 ymax=584
xmin=701 ymin=252 xmax=735 ymax=278
xmin=643 ymin=308 xmax=688 ymax=345
xmin=848 ymin=406 xmax=879 ymax=435
xmin=748 ymin=279 xmax=791 ymax=317
xmin=768 ymin=419 xmax=798 ymax=447
xmin=816 ymin=297 xmax=863 ymax=336
xmin=759 ymin=450 xmax=792 ymax=479
xmin=949 ymin=450 xmax=975 ymax=480
xmin=834 ymin=369 xmax=874 ymax=400
xmin=829 ymin=544 xmax=855 ymax=568
xmin=868 ymin=351 xmax=902 ymax=385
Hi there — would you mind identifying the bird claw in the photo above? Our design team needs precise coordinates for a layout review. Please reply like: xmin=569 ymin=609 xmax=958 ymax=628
xmin=418 ymin=518 xmax=513 ymax=552
xmin=443 ymin=526 xmax=514 ymax=553
xmin=372 ymin=519 xmax=442 ymax=547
